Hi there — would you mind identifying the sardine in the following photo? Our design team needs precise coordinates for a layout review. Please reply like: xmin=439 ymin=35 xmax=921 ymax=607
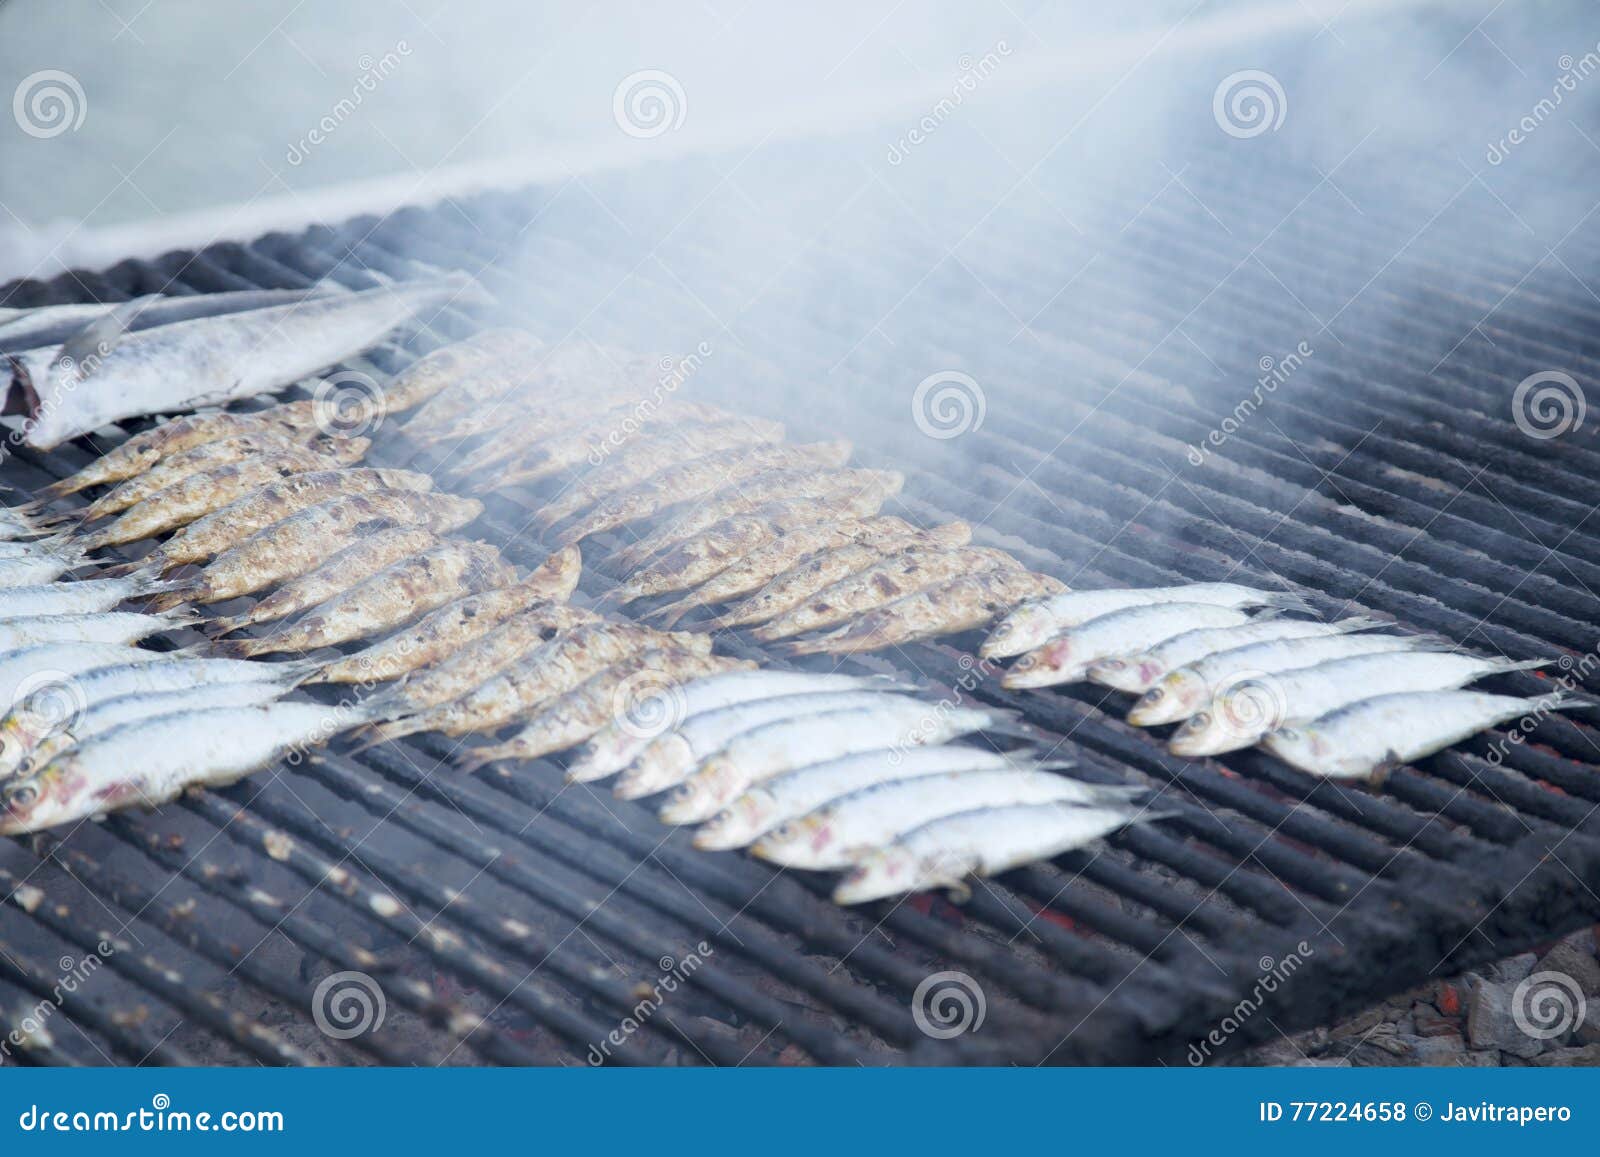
xmin=1175 ymin=654 xmax=1554 ymax=757
xmin=1000 ymin=603 xmax=1261 ymax=689
xmin=457 ymin=650 xmax=752 ymax=770
xmin=308 ymin=548 xmax=584 ymax=685
xmin=382 ymin=329 xmax=543 ymax=414
xmin=1088 ymin=617 xmax=1385 ymax=693
xmin=1127 ymin=632 xmax=1454 ymax=726
xmin=0 ymin=286 xmax=336 ymax=355
xmin=209 ymin=526 xmax=441 ymax=635
xmin=557 ymin=442 xmax=855 ymax=548
xmin=534 ymin=419 xmax=788 ymax=529
xmin=1261 ymin=691 xmax=1590 ymax=781
xmin=78 ymin=444 xmax=372 ymax=551
xmin=659 ymin=702 xmax=1029 ymax=825
xmin=8 ymin=277 xmax=477 ymax=449
xmin=363 ymin=623 xmax=711 ymax=746
xmin=789 ymin=569 xmax=1067 ymax=656
xmin=752 ymin=769 xmax=1144 ymax=870
xmin=0 ymin=609 xmax=199 ymax=650
xmin=0 ymin=700 xmax=393 ymax=835
xmin=833 ymin=801 xmax=1163 ymax=904
xmin=233 ymin=541 xmax=516 ymax=656
xmin=0 ymin=642 xmax=167 ymax=706
xmin=0 ymin=549 xmax=93 ymax=589
xmin=567 ymin=689 xmax=926 ymax=786
xmin=983 ymin=584 xmax=1316 ymax=660
xmin=0 ymin=574 xmax=183 ymax=618
xmin=695 ymin=747 xmax=1074 ymax=851
xmin=448 ymin=393 xmax=632 ymax=473
xmin=589 ymin=671 xmax=922 ymax=794
xmin=149 ymin=469 xmax=440 ymax=568
xmin=703 ymin=522 xmax=972 ymax=631
xmin=754 ymin=546 xmax=1023 ymax=642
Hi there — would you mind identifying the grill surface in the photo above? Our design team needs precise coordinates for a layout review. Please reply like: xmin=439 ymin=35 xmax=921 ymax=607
xmin=4 ymin=80 xmax=1600 ymax=1066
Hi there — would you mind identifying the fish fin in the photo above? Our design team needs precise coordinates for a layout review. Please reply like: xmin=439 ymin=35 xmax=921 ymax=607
xmin=1261 ymin=590 xmax=1317 ymax=615
xmin=54 ymin=295 xmax=158 ymax=375
xmin=345 ymin=715 xmax=425 ymax=752
xmin=1489 ymin=658 xmax=1557 ymax=676
xmin=642 ymin=598 xmax=691 ymax=628
xmin=142 ymin=584 xmax=197 ymax=614
xmin=1329 ymin=615 xmax=1392 ymax=634
xmin=456 ymin=745 xmax=514 ymax=775
xmin=167 ymin=641 xmax=215 ymax=659
xmin=201 ymin=615 xmax=245 ymax=639
xmin=977 ymin=712 xmax=1041 ymax=742
xmin=1397 ymin=633 xmax=1457 ymax=652
xmin=1539 ymin=691 xmax=1600 ymax=713
xmin=3 ymin=354 xmax=38 ymax=423
xmin=153 ymin=606 xmax=205 ymax=631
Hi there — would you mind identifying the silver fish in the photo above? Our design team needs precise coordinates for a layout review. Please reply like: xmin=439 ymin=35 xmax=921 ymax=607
xmin=0 ymin=286 xmax=336 ymax=354
xmin=1088 ymin=616 xmax=1386 ymax=693
xmin=0 ymin=642 xmax=166 ymax=708
xmin=1260 ymin=691 xmax=1590 ymax=781
xmin=0 ymin=609 xmax=198 ymax=650
xmin=0 ymin=574 xmax=183 ymax=618
xmin=0 ymin=550 xmax=92 ymax=589
xmin=1001 ymin=603 xmax=1261 ymax=689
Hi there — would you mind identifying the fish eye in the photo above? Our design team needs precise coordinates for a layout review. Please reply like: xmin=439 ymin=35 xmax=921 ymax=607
xmin=4 ymin=781 xmax=39 ymax=809
xmin=1141 ymin=688 xmax=1164 ymax=704
xmin=1100 ymin=659 xmax=1125 ymax=671
xmin=1190 ymin=711 xmax=1210 ymax=727
xmin=1277 ymin=728 xmax=1301 ymax=743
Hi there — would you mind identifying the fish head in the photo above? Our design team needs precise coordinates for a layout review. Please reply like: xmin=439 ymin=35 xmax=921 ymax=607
xmin=832 ymin=845 xmax=970 ymax=905
xmin=980 ymin=601 xmax=1054 ymax=658
xmin=611 ymin=735 xmax=695 ymax=800
xmin=1088 ymin=655 xmax=1166 ymax=693
xmin=748 ymin=812 xmax=834 ymax=868
xmin=657 ymin=758 xmax=737 ymax=825
xmin=0 ymin=756 xmax=118 ymax=835
xmin=1259 ymin=725 xmax=1335 ymax=775
xmin=1000 ymin=638 xmax=1075 ymax=689
xmin=1127 ymin=670 xmax=1208 ymax=726
xmin=691 ymin=789 xmax=777 ymax=851
xmin=1169 ymin=705 xmax=1254 ymax=757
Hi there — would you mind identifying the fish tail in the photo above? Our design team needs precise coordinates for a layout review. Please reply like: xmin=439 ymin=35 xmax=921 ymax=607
xmin=1261 ymin=590 xmax=1317 ymax=615
xmin=457 ymin=743 xmax=517 ymax=775
xmin=1490 ymin=657 xmax=1557 ymax=675
xmin=202 ymin=614 xmax=247 ymax=639
xmin=209 ymin=636 xmax=268 ymax=660
xmin=1398 ymin=633 xmax=1458 ymax=653
xmin=977 ymin=709 xmax=1041 ymax=742
xmin=95 ymin=556 xmax=153 ymax=580
xmin=154 ymin=606 xmax=206 ymax=632
xmin=1329 ymin=615 xmax=1392 ymax=634
xmin=345 ymin=715 xmax=425 ymax=753
xmin=644 ymin=600 xmax=694 ymax=629
xmin=1541 ymin=691 xmax=1600 ymax=714
xmin=142 ymin=581 xmax=198 ymax=614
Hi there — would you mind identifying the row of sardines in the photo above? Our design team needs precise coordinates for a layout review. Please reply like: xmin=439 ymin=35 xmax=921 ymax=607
xmin=981 ymin=584 xmax=1581 ymax=780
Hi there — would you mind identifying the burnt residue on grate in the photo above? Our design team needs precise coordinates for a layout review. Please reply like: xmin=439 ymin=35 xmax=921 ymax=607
xmin=3 ymin=131 xmax=1600 ymax=1067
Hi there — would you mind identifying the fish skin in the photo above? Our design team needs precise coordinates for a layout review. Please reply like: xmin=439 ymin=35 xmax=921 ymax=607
xmin=447 ymin=392 xmax=633 ymax=473
xmin=695 ymin=747 xmax=1072 ymax=851
xmin=154 ymin=490 xmax=483 ymax=606
xmin=535 ymin=419 xmax=788 ymax=529
xmin=754 ymin=546 xmax=1024 ymax=642
xmin=0 ymin=642 xmax=167 ymax=708
xmin=1088 ymin=617 xmax=1385 ymax=694
xmin=557 ymin=441 xmax=856 ymax=548
xmin=363 ymin=622 xmax=714 ymax=746
xmin=1171 ymin=653 xmax=1554 ymax=757
xmin=613 ymin=498 xmax=851 ymax=605
xmin=76 ymin=444 xmax=372 ymax=550
xmin=309 ymin=547 xmax=584 ymax=685
xmin=25 ymin=402 xmax=328 ymax=501
xmin=1260 ymin=690 xmax=1590 ymax=781
xmin=209 ymin=526 xmax=441 ymax=634
xmin=82 ymin=430 xmax=334 ymax=520
xmin=151 ymin=468 xmax=440 ymax=567
xmin=703 ymin=522 xmax=973 ymax=631
xmin=0 ymin=551 xmax=92 ymax=588
xmin=382 ymin=329 xmax=543 ymax=413
xmin=234 ymin=541 xmax=516 ymax=656
xmin=659 ymin=703 xmax=1013 ymax=825
xmin=982 ymin=584 xmax=1316 ymax=660
xmin=833 ymin=801 xmax=1159 ymax=904
xmin=0 ymin=574 xmax=182 ymax=618
xmin=399 ymin=328 xmax=548 ymax=435
xmin=1000 ymin=603 xmax=1259 ymax=689
xmin=0 ymin=609 xmax=199 ymax=650
xmin=0 ymin=701 xmax=389 ymax=835
xmin=0 ymin=286 xmax=338 ymax=354
xmin=11 ymin=277 xmax=476 ymax=449
xmin=751 ymin=768 xmax=1143 ymax=870
xmin=789 ymin=569 xmax=1067 ymax=656
xmin=457 ymin=650 xmax=753 ymax=770
xmin=1126 ymin=632 xmax=1455 ymax=727
xmin=616 ymin=467 xmax=904 ymax=570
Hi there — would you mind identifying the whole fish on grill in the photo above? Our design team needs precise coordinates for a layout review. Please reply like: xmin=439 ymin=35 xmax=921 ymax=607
xmin=833 ymin=800 xmax=1167 ymax=904
xmin=0 ymin=548 xmax=94 ymax=589
xmin=556 ymin=442 xmax=855 ymax=548
xmin=22 ymin=402 xmax=329 ymax=503
xmin=0 ymin=286 xmax=339 ymax=353
xmin=1000 ymin=603 xmax=1263 ymax=689
xmin=0 ymin=574 xmax=184 ymax=618
xmin=587 ymin=671 xmax=921 ymax=795
xmin=399 ymin=329 xmax=548 ymax=438
xmin=754 ymin=546 xmax=1024 ymax=642
xmin=149 ymin=490 xmax=482 ymax=607
xmin=1260 ymin=690 xmax=1591 ymax=781
xmin=1127 ymin=632 xmax=1454 ymax=726
xmin=567 ymin=689 xmax=926 ymax=785
xmin=0 ymin=642 xmax=167 ymax=706
xmin=983 ymin=584 xmax=1316 ymax=660
xmin=0 ymin=700 xmax=398 ymax=835
xmin=450 ymin=393 xmax=633 ymax=474
xmin=695 ymin=747 xmax=1074 ymax=851
xmin=0 ymin=609 xmax=199 ymax=650
xmin=406 ymin=337 xmax=632 ymax=441
xmin=5 ymin=277 xmax=479 ymax=449
xmin=752 ymin=769 xmax=1144 ymax=870
xmin=360 ymin=623 xmax=712 ymax=747
xmin=615 ymin=468 xmax=904 ymax=568
xmin=231 ymin=541 xmax=516 ymax=656
xmin=658 ymin=702 xmax=1031 ymax=825
xmin=788 ymin=569 xmax=1067 ymax=656
xmin=457 ymin=650 xmax=753 ymax=771
xmin=209 ymin=526 xmax=441 ymax=635
xmin=535 ymin=419 xmax=788 ymax=529
xmin=1170 ymin=652 xmax=1554 ymax=756
xmin=308 ymin=548 xmax=584 ymax=685
xmin=1087 ymin=616 xmax=1384 ymax=694
xmin=382 ymin=329 xmax=543 ymax=414
xmin=610 ymin=498 xmax=848 ymax=605
xmin=702 ymin=521 xmax=972 ymax=632
xmin=0 ymin=509 xmax=53 ymax=541
xmin=146 ymin=468 xmax=439 ymax=569
xmin=78 ymin=443 xmax=372 ymax=551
